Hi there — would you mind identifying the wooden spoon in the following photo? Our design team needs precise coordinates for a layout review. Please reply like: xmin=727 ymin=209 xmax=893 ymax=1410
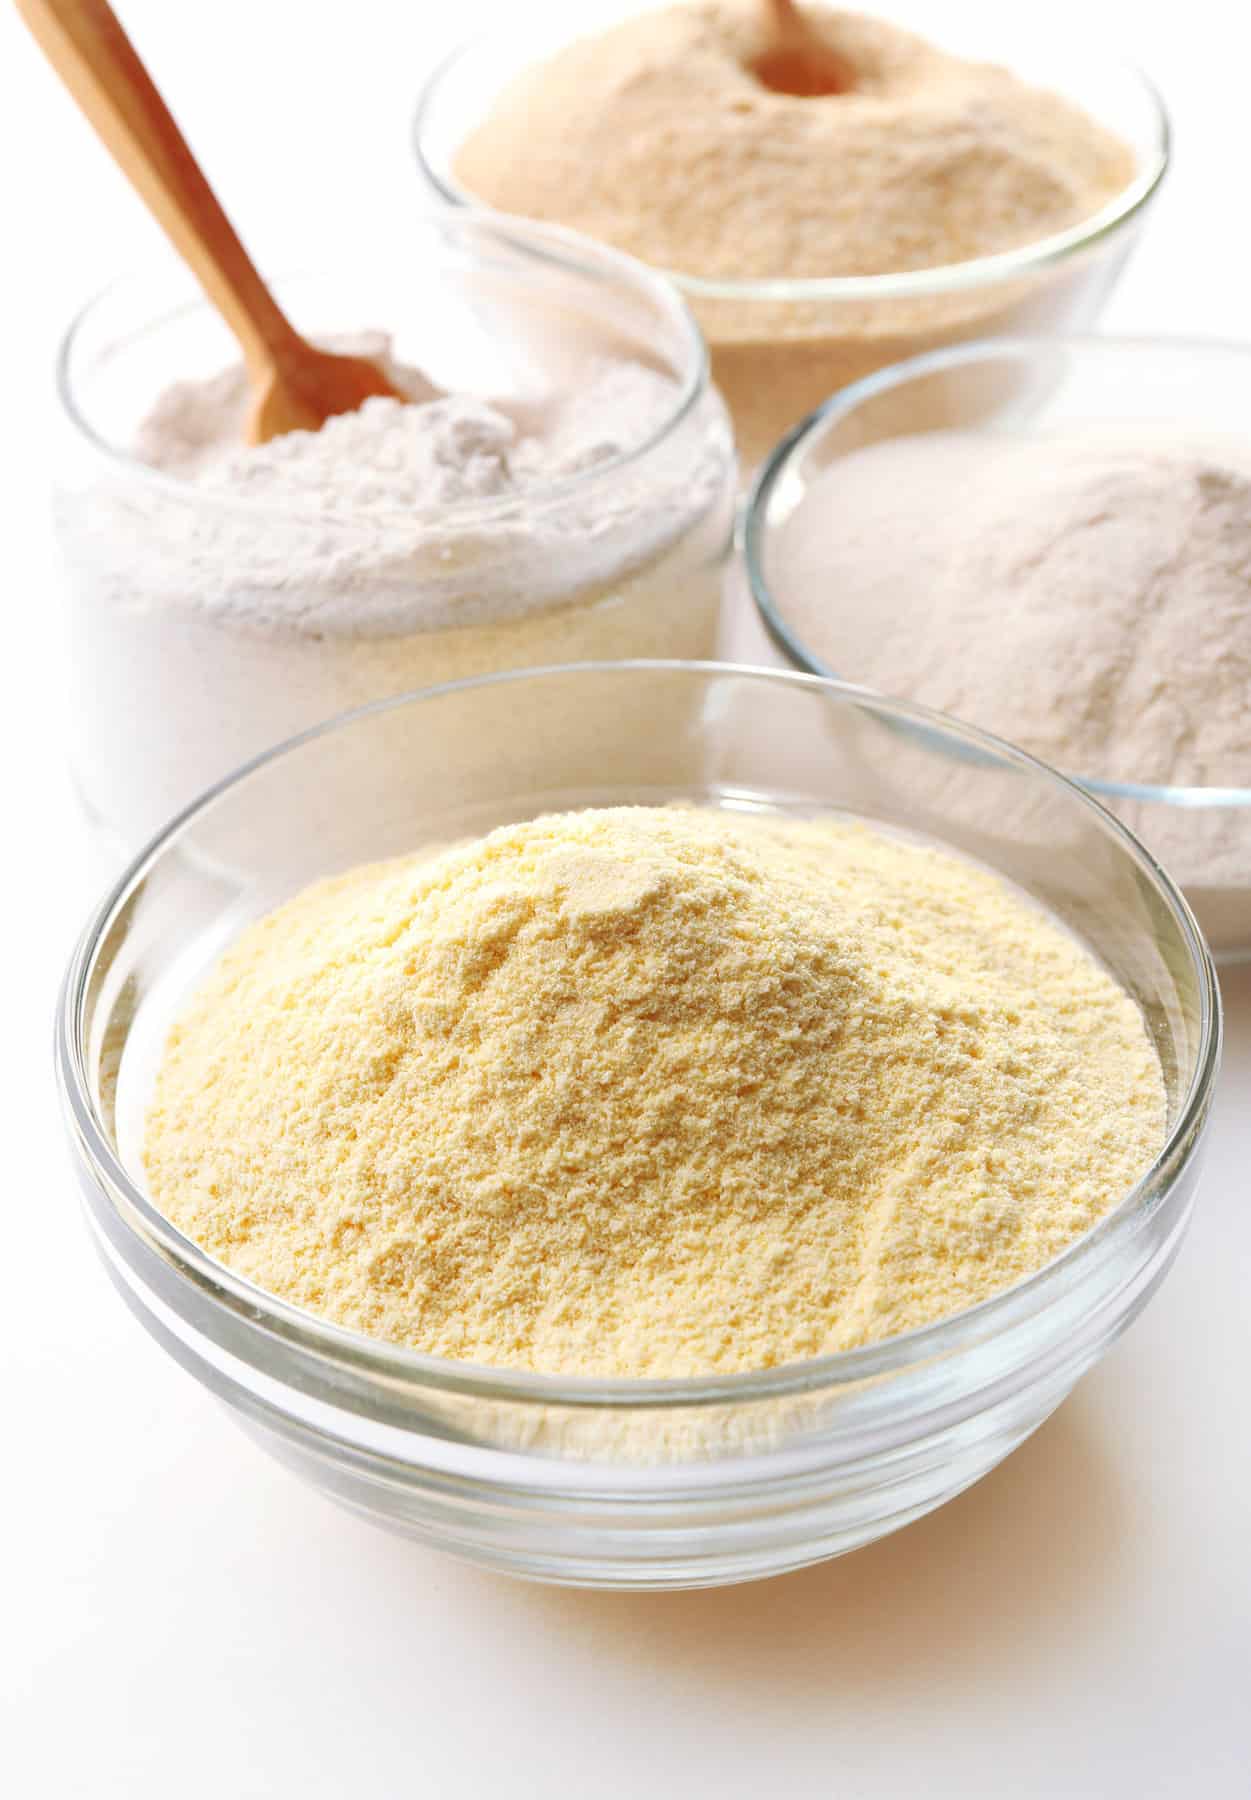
xmin=17 ymin=0 xmax=406 ymax=444
xmin=753 ymin=0 xmax=855 ymax=99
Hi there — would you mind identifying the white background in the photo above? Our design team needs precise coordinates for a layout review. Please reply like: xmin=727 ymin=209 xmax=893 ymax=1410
xmin=1 ymin=2 xmax=1248 ymax=1794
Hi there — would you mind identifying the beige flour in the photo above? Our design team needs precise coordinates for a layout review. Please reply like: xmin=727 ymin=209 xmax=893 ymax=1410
xmin=766 ymin=427 xmax=1251 ymax=929
xmin=453 ymin=2 xmax=1138 ymax=462
xmin=144 ymin=806 xmax=1164 ymax=1378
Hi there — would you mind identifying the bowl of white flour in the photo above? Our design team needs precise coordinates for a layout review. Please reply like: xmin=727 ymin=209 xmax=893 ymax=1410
xmin=53 ymin=214 xmax=736 ymax=851
xmin=742 ymin=336 xmax=1251 ymax=960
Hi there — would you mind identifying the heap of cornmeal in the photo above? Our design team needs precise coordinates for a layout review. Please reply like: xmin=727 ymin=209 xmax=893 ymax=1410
xmin=64 ymin=335 xmax=730 ymax=843
xmin=765 ymin=426 xmax=1251 ymax=938
xmin=145 ymin=806 xmax=1165 ymax=1378
xmin=453 ymin=1 xmax=1137 ymax=461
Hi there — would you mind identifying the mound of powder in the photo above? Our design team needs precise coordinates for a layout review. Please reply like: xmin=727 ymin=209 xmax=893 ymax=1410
xmin=133 ymin=331 xmax=446 ymax=479
xmin=138 ymin=333 xmax=682 ymax=502
xmin=766 ymin=427 xmax=1251 ymax=906
xmin=455 ymin=3 xmax=1134 ymax=283
xmin=63 ymin=332 xmax=731 ymax=845
xmin=131 ymin=334 xmax=704 ymax=630
xmin=451 ymin=3 xmax=1137 ymax=466
xmin=144 ymin=805 xmax=1164 ymax=1378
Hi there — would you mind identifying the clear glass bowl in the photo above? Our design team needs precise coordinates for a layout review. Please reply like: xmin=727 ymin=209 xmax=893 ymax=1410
xmin=53 ymin=215 xmax=736 ymax=854
xmin=413 ymin=2 xmax=1169 ymax=468
xmin=57 ymin=663 xmax=1219 ymax=1589
xmin=743 ymin=335 xmax=1251 ymax=963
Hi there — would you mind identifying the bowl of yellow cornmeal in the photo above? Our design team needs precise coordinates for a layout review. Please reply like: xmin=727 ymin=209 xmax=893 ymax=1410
xmin=58 ymin=662 xmax=1217 ymax=1587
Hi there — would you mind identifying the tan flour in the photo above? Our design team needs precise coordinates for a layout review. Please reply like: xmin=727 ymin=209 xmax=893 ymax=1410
xmin=144 ymin=805 xmax=1165 ymax=1379
xmin=454 ymin=2 xmax=1137 ymax=463
xmin=766 ymin=426 xmax=1251 ymax=947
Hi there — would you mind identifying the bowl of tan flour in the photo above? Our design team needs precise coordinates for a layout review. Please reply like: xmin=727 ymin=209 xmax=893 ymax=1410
xmin=415 ymin=1 xmax=1168 ymax=467
xmin=744 ymin=336 xmax=1251 ymax=962
xmin=53 ymin=215 xmax=736 ymax=851
xmin=59 ymin=663 xmax=1218 ymax=1586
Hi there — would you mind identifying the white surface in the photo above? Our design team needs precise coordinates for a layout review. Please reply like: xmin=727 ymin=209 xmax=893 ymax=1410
xmin=1 ymin=3 xmax=1248 ymax=1793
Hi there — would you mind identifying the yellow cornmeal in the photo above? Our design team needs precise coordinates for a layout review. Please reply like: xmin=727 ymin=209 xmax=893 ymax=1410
xmin=144 ymin=807 xmax=1165 ymax=1377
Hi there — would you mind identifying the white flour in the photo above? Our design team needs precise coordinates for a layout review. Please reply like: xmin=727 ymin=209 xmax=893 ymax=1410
xmin=59 ymin=335 xmax=733 ymax=843
xmin=129 ymin=335 xmax=716 ymax=634
xmin=769 ymin=426 xmax=1251 ymax=932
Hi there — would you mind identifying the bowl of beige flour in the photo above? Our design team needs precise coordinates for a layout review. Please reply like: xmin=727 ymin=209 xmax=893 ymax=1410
xmin=415 ymin=1 xmax=1168 ymax=468
xmin=743 ymin=336 xmax=1251 ymax=960
xmin=53 ymin=214 xmax=736 ymax=850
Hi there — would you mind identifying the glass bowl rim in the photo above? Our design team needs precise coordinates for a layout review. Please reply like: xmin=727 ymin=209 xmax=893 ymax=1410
xmin=54 ymin=213 xmax=715 ymax=532
xmin=743 ymin=331 xmax=1251 ymax=808
xmin=411 ymin=30 xmax=1170 ymax=303
xmin=57 ymin=659 xmax=1220 ymax=1411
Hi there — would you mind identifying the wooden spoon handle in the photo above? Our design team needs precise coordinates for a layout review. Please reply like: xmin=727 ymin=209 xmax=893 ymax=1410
xmin=16 ymin=0 xmax=298 ymax=378
xmin=767 ymin=0 xmax=804 ymax=40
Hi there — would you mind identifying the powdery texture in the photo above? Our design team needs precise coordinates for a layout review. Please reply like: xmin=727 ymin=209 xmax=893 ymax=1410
xmin=768 ymin=427 xmax=1251 ymax=916
xmin=140 ymin=335 xmax=689 ymax=515
xmin=144 ymin=805 xmax=1165 ymax=1379
xmin=132 ymin=335 xmax=711 ymax=633
xmin=454 ymin=3 xmax=1137 ymax=462
xmin=456 ymin=3 xmax=1131 ymax=282
xmin=63 ymin=337 xmax=731 ymax=843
